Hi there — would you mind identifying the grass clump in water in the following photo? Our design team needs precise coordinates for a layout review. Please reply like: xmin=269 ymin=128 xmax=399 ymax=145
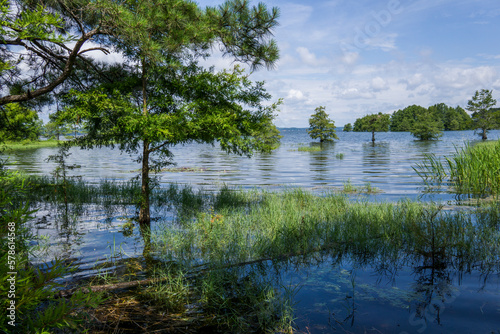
xmin=414 ymin=140 xmax=500 ymax=196
xmin=297 ymin=145 xmax=321 ymax=152
xmin=340 ymin=179 xmax=381 ymax=194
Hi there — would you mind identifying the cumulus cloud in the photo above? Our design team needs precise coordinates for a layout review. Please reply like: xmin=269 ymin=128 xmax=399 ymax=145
xmin=296 ymin=47 xmax=329 ymax=67
xmin=371 ymin=77 xmax=388 ymax=92
xmin=340 ymin=51 xmax=360 ymax=65
xmin=286 ymin=89 xmax=306 ymax=101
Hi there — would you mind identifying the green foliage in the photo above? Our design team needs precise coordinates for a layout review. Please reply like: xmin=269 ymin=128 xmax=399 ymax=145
xmin=250 ymin=115 xmax=283 ymax=150
xmin=297 ymin=145 xmax=321 ymax=152
xmin=428 ymin=103 xmax=472 ymax=131
xmin=42 ymin=112 xmax=72 ymax=140
xmin=0 ymin=168 xmax=104 ymax=333
xmin=414 ymin=140 xmax=500 ymax=195
xmin=390 ymin=105 xmax=429 ymax=131
xmin=410 ymin=111 xmax=443 ymax=141
xmin=353 ymin=112 xmax=390 ymax=142
xmin=0 ymin=103 xmax=42 ymax=141
xmin=466 ymin=89 xmax=497 ymax=140
xmin=343 ymin=123 xmax=352 ymax=132
xmin=0 ymin=0 xmax=68 ymax=44
xmin=58 ymin=0 xmax=281 ymax=224
xmin=390 ymin=103 xmax=471 ymax=135
xmin=307 ymin=106 xmax=338 ymax=142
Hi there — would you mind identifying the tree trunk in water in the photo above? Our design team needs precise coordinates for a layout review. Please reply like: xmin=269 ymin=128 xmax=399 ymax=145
xmin=139 ymin=140 xmax=150 ymax=225
xmin=482 ymin=128 xmax=487 ymax=140
xmin=372 ymin=131 xmax=375 ymax=143
xmin=139 ymin=57 xmax=150 ymax=226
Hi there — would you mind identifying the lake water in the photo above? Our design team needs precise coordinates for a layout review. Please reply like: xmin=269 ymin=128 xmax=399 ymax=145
xmin=5 ymin=128 xmax=500 ymax=201
xmin=3 ymin=129 xmax=500 ymax=333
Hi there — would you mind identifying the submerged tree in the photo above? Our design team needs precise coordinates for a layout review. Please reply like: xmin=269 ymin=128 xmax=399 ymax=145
xmin=410 ymin=111 xmax=443 ymax=141
xmin=63 ymin=0 xmax=281 ymax=225
xmin=353 ymin=112 xmax=390 ymax=143
xmin=308 ymin=106 xmax=338 ymax=143
xmin=343 ymin=123 xmax=352 ymax=132
xmin=467 ymin=89 xmax=497 ymax=140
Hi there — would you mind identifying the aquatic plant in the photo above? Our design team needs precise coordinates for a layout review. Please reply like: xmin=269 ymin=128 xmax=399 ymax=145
xmin=414 ymin=140 xmax=500 ymax=196
xmin=297 ymin=145 xmax=322 ymax=152
xmin=0 ymin=168 xmax=104 ymax=333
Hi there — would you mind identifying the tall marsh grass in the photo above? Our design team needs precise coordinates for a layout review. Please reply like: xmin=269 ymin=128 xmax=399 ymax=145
xmin=414 ymin=140 xmax=500 ymax=196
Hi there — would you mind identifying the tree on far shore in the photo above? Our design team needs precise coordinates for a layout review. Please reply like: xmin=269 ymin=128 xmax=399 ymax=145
xmin=353 ymin=112 xmax=390 ymax=143
xmin=308 ymin=106 xmax=338 ymax=143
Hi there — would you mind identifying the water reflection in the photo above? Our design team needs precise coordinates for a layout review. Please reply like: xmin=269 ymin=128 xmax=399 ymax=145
xmin=361 ymin=141 xmax=391 ymax=176
xmin=309 ymin=143 xmax=334 ymax=184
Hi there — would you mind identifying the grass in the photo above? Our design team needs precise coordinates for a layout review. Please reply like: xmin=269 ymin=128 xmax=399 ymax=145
xmin=414 ymin=140 xmax=500 ymax=196
xmin=148 ymin=186 xmax=500 ymax=331
xmin=13 ymin=175 xmax=500 ymax=333
xmin=1 ymin=139 xmax=61 ymax=150
xmin=340 ymin=179 xmax=381 ymax=194
xmin=297 ymin=145 xmax=321 ymax=152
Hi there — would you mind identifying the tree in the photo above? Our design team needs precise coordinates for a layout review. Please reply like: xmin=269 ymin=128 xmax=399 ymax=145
xmin=390 ymin=105 xmax=428 ymax=131
xmin=466 ymin=89 xmax=497 ymax=140
xmin=343 ymin=123 xmax=352 ymax=132
xmin=43 ymin=109 xmax=72 ymax=140
xmin=0 ymin=0 xmax=121 ymax=106
xmin=353 ymin=112 xmax=390 ymax=143
xmin=307 ymin=106 xmax=338 ymax=143
xmin=410 ymin=111 xmax=443 ymax=141
xmin=0 ymin=103 xmax=41 ymax=141
xmin=428 ymin=103 xmax=472 ymax=131
xmin=63 ymin=0 xmax=281 ymax=226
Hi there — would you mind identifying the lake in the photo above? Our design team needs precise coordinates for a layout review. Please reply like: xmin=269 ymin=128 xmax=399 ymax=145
xmin=3 ymin=129 xmax=500 ymax=333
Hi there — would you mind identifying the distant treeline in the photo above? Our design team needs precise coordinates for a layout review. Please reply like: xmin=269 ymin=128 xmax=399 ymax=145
xmin=350 ymin=103 xmax=500 ymax=132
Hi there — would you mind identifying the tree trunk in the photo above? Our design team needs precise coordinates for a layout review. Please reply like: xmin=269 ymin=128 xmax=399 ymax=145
xmin=482 ymin=128 xmax=487 ymax=140
xmin=139 ymin=57 xmax=150 ymax=225
xmin=371 ymin=131 xmax=375 ymax=143
xmin=139 ymin=141 xmax=150 ymax=225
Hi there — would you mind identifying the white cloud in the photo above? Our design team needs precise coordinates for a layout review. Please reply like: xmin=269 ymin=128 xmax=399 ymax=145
xmin=296 ymin=47 xmax=329 ymax=67
xmin=286 ymin=89 xmax=306 ymax=101
xmin=364 ymin=33 xmax=398 ymax=51
xmin=340 ymin=51 xmax=360 ymax=65
xmin=371 ymin=77 xmax=388 ymax=92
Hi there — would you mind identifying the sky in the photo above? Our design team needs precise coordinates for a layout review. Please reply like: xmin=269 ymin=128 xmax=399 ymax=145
xmin=199 ymin=0 xmax=500 ymax=127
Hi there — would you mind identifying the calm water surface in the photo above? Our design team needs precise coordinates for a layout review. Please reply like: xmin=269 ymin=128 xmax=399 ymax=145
xmin=3 ymin=129 xmax=500 ymax=333
xmin=6 ymin=129 xmax=499 ymax=199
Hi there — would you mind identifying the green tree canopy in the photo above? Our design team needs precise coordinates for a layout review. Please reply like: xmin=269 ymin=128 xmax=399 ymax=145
xmin=353 ymin=112 xmax=390 ymax=142
xmin=307 ymin=106 xmax=338 ymax=143
xmin=343 ymin=123 xmax=352 ymax=132
xmin=466 ymin=89 xmax=497 ymax=140
xmin=0 ymin=0 xmax=122 ymax=106
xmin=390 ymin=105 xmax=428 ymax=132
xmin=62 ymin=0 xmax=281 ymax=225
xmin=0 ymin=103 xmax=41 ymax=141
xmin=428 ymin=103 xmax=472 ymax=131
xmin=410 ymin=110 xmax=443 ymax=141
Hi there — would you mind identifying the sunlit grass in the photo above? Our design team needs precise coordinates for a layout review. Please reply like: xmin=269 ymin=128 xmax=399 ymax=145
xmin=414 ymin=140 xmax=500 ymax=196
xmin=1 ymin=139 xmax=61 ymax=150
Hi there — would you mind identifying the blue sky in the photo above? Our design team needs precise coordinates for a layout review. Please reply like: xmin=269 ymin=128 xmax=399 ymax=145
xmin=202 ymin=0 xmax=500 ymax=127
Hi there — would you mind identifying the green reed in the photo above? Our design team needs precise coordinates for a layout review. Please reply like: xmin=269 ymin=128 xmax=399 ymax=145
xmin=414 ymin=140 xmax=500 ymax=196
xmin=150 ymin=186 xmax=500 ymax=333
